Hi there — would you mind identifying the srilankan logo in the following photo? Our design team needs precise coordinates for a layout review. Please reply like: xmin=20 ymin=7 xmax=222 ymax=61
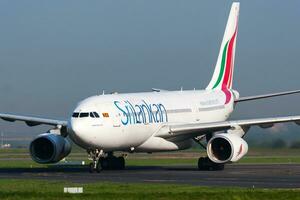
xmin=114 ymin=100 xmax=168 ymax=125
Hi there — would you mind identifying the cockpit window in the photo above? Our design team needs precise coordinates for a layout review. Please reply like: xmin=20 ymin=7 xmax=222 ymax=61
xmin=93 ymin=112 xmax=100 ymax=118
xmin=79 ymin=112 xmax=89 ymax=118
xmin=72 ymin=112 xmax=79 ymax=118
xmin=90 ymin=112 xmax=95 ymax=118
xmin=73 ymin=111 xmax=100 ymax=118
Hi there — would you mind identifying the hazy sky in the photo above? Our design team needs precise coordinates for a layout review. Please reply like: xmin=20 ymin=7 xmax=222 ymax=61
xmin=0 ymin=0 xmax=300 ymax=137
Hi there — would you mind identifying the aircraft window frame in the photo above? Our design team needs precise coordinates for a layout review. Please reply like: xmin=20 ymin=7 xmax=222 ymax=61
xmin=79 ymin=112 xmax=89 ymax=118
xmin=90 ymin=112 xmax=95 ymax=118
xmin=93 ymin=112 xmax=100 ymax=118
xmin=72 ymin=112 xmax=79 ymax=118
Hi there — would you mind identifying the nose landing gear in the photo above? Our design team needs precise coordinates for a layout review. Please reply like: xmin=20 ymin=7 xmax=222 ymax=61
xmin=88 ymin=149 xmax=125 ymax=173
xmin=88 ymin=149 xmax=103 ymax=173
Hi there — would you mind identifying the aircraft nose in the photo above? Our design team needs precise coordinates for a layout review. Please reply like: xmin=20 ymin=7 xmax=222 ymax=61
xmin=70 ymin=119 xmax=80 ymax=134
xmin=68 ymin=119 xmax=88 ymax=146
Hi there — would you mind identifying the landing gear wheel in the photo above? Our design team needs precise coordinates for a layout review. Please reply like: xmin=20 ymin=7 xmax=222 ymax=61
xmin=100 ymin=157 xmax=109 ymax=170
xmin=198 ymin=157 xmax=225 ymax=171
xmin=89 ymin=163 xmax=95 ymax=173
xmin=110 ymin=156 xmax=119 ymax=170
xmin=87 ymin=150 xmax=126 ymax=172
xmin=100 ymin=155 xmax=126 ymax=170
xmin=87 ymin=149 xmax=104 ymax=173
xmin=96 ymin=160 xmax=102 ymax=173
xmin=117 ymin=156 xmax=125 ymax=170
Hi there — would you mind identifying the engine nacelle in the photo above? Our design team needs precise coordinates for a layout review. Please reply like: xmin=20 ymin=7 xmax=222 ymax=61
xmin=207 ymin=133 xmax=248 ymax=164
xmin=29 ymin=133 xmax=71 ymax=164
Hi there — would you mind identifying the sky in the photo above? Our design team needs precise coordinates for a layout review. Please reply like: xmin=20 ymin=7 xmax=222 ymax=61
xmin=0 ymin=0 xmax=300 ymax=140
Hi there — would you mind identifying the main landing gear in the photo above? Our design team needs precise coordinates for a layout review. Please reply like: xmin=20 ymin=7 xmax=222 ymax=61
xmin=194 ymin=135 xmax=224 ymax=171
xmin=88 ymin=149 xmax=125 ymax=173
xmin=197 ymin=157 xmax=224 ymax=171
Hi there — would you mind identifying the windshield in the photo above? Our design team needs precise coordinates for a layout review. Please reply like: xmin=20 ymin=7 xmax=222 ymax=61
xmin=72 ymin=112 xmax=101 ymax=118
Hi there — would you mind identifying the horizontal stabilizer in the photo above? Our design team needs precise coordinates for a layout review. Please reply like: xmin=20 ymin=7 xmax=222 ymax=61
xmin=236 ymin=89 xmax=300 ymax=102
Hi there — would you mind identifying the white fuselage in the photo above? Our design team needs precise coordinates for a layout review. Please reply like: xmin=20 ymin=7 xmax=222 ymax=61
xmin=68 ymin=89 xmax=236 ymax=152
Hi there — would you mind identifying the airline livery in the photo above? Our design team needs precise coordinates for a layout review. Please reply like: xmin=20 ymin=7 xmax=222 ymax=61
xmin=2 ymin=2 xmax=300 ymax=172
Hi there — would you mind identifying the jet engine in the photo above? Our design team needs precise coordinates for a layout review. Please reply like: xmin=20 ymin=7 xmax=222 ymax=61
xmin=207 ymin=133 xmax=248 ymax=164
xmin=29 ymin=133 xmax=71 ymax=164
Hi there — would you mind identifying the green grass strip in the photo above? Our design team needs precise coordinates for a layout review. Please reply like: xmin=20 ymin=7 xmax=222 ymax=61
xmin=0 ymin=179 xmax=300 ymax=200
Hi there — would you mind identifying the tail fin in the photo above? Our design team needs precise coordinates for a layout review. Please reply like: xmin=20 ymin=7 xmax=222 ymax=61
xmin=206 ymin=2 xmax=239 ymax=90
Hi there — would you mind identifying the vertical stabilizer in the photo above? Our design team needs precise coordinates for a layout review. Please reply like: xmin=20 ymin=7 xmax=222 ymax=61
xmin=206 ymin=2 xmax=239 ymax=90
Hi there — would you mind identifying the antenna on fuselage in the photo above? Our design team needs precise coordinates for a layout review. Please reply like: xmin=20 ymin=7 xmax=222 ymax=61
xmin=102 ymin=90 xmax=105 ymax=95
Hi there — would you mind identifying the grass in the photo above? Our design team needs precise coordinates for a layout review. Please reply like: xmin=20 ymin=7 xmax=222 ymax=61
xmin=0 ymin=179 xmax=300 ymax=200
xmin=0 ymin=160 xmax=45 ymax=168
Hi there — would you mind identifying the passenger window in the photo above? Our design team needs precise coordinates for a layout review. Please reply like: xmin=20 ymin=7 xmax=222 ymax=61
xmin=93 ymin=112 xmax=100 ymax=118
xmin=72 ymin=112 xmax=79 ymax=118
xmin=79 ymin=112 xmax=89 ymax=118
xmin=90 ymin=112 xmax=95 ymax=118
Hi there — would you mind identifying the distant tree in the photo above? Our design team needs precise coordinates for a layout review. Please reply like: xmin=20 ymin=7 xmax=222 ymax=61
xmin=271 ymin=138 xmax=287 ymax=148
xmin=290 ymin=141 xmax=300 ymax=149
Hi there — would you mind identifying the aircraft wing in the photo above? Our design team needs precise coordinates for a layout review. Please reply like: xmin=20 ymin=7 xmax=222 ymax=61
xmin=168 ymin=115 xmax=300 ymax=137
xmin=0 ymin=113 xmax=68 ymax=127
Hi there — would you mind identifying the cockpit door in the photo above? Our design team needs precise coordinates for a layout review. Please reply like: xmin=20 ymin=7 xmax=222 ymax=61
xmin=112 ymin=112 xmax=121 ymax=127
xmin=108 ymin=105 xmax=121 ymax=127
xmin=98 ymin=103 xmax=121 ymax=127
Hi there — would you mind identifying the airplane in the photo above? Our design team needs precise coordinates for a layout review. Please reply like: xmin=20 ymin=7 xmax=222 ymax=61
xmin=1 ymin=2 xmax=300 ymax=172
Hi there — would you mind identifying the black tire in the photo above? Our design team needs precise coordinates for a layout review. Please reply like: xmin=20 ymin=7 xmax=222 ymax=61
xmin=100 ymin=157 xmax=109 ymax=170
xmin=117 ymin=157 xmax=125 ymax=170
xmin=89 ymin=163 xmax=94 ymax=173
xmin=198 ymin=157 xmax=206 ymax=170
xmin=198 ymin=157 xmax=225 ymax=171
xmin=110 ymin=156 xmax=119 ymax=170
xmin=213 ymin=163 xmax=225 ymax=171
xmin=99 ymin=156 xmax=125 ymax=170
xmin=96 ymin=161 xmax=102 ymax=173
